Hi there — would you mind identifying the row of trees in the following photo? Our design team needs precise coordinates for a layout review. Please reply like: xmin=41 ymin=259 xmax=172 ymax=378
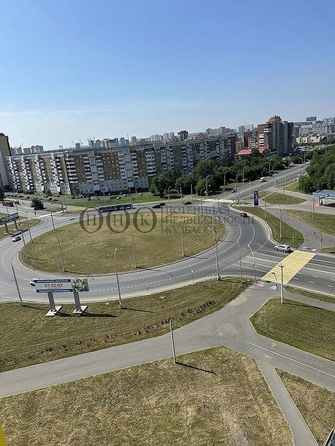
xmin=149 ymin=149 xmax=294 ymax=198
xmin=299 ymin=145 xmax=335 ymax=193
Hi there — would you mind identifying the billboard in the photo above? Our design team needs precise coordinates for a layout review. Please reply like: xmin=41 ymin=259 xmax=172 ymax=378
xmin=253 ymin=190 xmax=259 ymax=206
xmin=35 ymin=278 xmax=89 ymax=293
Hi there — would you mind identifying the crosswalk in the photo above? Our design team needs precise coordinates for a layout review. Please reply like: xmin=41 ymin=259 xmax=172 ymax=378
xmin=261 ymin=251 xmax=316 ymax=285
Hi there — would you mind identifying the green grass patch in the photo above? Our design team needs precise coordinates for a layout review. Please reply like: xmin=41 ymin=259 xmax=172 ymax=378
xmin=278 ymin=371 xmax=335 ymax=445
xmin=251 ymin=298 xmax=335 ymax=361
xmin=236 ymin=206 xmax=304 ymax=248
xmin=0 ymin=278 xmax=251 ymax=372
xmin=263 ymin=192 xmax=305 ymax=205
xmin=285 ymin=286 xmax=335 ymax=304
xmin=66 ymin=193 xmax=184 ymax=209
xmin=285 ymin=181 xmax=300 ymax=192
xmin=285 ymin=210 xmax=335 ymax=236
xmin=21 ymin=211 xmax=225 ymax=274
xmin=0 ymin=347 xmax=292 ymax=446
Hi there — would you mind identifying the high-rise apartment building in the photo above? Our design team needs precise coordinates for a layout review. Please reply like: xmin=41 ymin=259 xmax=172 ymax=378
xmin=0 ymin=133 xmax=12 ymax=189
xmin=5 ymin=134 xmax=236 ymax=195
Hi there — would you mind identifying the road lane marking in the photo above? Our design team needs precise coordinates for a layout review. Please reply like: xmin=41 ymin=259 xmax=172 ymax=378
xmin=246 ymin=341 xmax=335 ymax=379
xmin=261 ymin=251 xmax=315 ymax=284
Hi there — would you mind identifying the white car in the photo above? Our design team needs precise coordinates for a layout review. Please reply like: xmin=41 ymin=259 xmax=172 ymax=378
xmin=30 ymin=278 xmax=39 ymax=286
xmin=274 ymin=244 xmax=292 ymax=253
xmin=12 ymin=235 xmax=21 ymax=242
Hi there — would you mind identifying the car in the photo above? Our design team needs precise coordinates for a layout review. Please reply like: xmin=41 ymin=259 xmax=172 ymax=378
xmin=184 ymin=201 xmax=192 ymax=205
xmin=12 ymin=235 xmax=21 ymax=242
xmin=30 ymin=278 xmax=39 ymax=286
xmin=239 ymin=212 xmax=248 ymax=218
xmin=274 ymin=244 xmax=292 ymax=253
xmin=260 ymin=177 xmax=266 ymax=182
xmin=152 ymin=204 xmax=161 ymax=209
xmin=159 ymin=202 xmax=166 ymax=207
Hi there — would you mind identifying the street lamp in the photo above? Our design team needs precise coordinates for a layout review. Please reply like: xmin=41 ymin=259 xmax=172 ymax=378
xmin=114 ymin=248 xmax=123 ymax=309
xmin=223 ymin=171 xmax=228 ymax=190
xmin=180 ymin=227 xmax=185 ymax=257
xmin=11 ymin=256 xmax=24 ymax=306
xmin=247 ymin=243 xmax=256 ymax=281
xmin=205 ymin=175 xmax=210 ymax=197
xmin=236 ymin=240 xmax=243 ymax=286
xmin=168 ymin=186 xmax=172 ymax=205
xmin=207 ymin=226 xmax=220 ymax=280
xmin=180 ymin=183 xmax=183 ymax=204
xmin=242 ymin=166 xmax=247 ymax=184
xmin=279 ymin=263 xmax=284 ymax=304
xmin=50 ymin=212 xmax=66 ymax=272
xmin=26 ymin=212 xmax=33 ymax=243
xmin=278 ymin=204 xmax=282 ymax=239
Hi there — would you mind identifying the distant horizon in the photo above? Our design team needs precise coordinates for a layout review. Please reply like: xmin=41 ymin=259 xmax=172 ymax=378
xmin=6 ymin=112 xmax=331 ymax=151
xmin=2 ymin=0 xmax=334 ymax=150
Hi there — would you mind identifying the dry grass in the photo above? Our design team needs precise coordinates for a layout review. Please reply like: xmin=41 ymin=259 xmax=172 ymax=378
xmin=0 ymin=347 xmax=293 ymax=446
xmin=21 ymin=211 xmax=225 ymax=274
xmin=0 ymin=278 xmax=250 ymax=372
xmin=278 ymin=370 xmax=335 ymax=445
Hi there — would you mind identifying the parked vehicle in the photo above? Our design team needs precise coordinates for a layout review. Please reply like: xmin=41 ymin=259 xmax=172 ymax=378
xmin=239 ymin=212 xmax=248 ymax=218
xmin=12 ymin=235 xmax=21 ymax=242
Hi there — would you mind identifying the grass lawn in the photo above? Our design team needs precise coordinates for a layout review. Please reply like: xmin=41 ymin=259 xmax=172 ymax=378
xmin=21 ymin=211 xmax=225 ymax=274
xmin=251 ymin=299 xmax=335 ymax=361
xmin=285 ymin=210 xmax=335 ymax=236
xmin=285 ymin=181 xmax=301 ymax=192
xmin=278 ymin=371 xmax=335 ymax=445
xmin=66 ymin=193 xmax=185 ymax=209
xmin=0 ymin=347 xmax=293 ymax=446
xmin=263 ymin=192 xmax=305 ymax=205
xmin=0 ymin=278 xmax=250 ymax=372
xmin=236 ymin=206 xmax=304 ymax=248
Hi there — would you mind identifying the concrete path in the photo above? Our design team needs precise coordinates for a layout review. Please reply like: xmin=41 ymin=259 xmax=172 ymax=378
xmin=257 ymin=362 xmax=317 ymax=446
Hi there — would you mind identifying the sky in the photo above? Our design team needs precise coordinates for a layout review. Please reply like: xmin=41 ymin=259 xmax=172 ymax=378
xmin=1 ymin=0 xmax=334 ymax=150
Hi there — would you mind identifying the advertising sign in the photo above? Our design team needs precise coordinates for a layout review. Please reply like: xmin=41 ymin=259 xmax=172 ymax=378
xmin=253 ymin=190 xmax=259 ymax=206
xmin=35 ymin=278 xmax=89 ymax=293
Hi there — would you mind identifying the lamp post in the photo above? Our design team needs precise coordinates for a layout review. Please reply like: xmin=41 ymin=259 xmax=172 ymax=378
xmin=131 ymin=232 xmax=137 ymax=268
xmin=180 ymin=183 xmax=183 ymax=204
xmin=199 ymin=188 xmax=205 ymax=213
xmin=26 ymin=212 xmax=33 ymax=243
xmin=114 ymin=248 xmax=123 ymax=309
xmin=168 ymin=186 xmax=172 ymax=205
xmin=279 ymin=263 xmax=284 ymax=304
xmin=11 ymin=257 xmax=24 ymax=306
xmin=207 ymin=226 xmax=220 ymax=280
xmin=223 ymin=171 xmax=228 ymax=190
xmin=278 ymin=204 xmax=282 ymax=239
xmin=242 ymin=166 xmax=247 ymax=184
xmin=247 ymin=243 xmax=256 ymax=281
xmin=180 ymin=227 xmax=185 ymax=257
xmin=236 ymin=240 xmax=243 ymax=286
xmin=205 ymin=175 xmax=210 ymax=197
xmin=271 ymin=271 xmax=278 ymax=291
xmin=50 ymin=212 xmax=66 ymax=272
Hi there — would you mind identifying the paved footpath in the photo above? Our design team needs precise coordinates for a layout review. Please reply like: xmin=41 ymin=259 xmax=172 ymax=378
xmin=1 ymin=284 xmax=334 ymax=444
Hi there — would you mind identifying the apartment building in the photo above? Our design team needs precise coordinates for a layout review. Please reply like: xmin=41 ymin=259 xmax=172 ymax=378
xmin=0 ymin=133 xmax=12 ymax=189
xmin=5 ymin=134 xmax=236 ymax=195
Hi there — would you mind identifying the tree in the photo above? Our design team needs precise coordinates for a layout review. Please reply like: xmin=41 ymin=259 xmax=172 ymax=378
xmin=31 ymin=197 xmax=44 ymax=210
xmin=0 ymin=188 xmax=4 ymax=202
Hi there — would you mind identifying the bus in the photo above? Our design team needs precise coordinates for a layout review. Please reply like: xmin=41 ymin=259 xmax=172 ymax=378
xmin=97 ymin=203 xmax=133 ymax=213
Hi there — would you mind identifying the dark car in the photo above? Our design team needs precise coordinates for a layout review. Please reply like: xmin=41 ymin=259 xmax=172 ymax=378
xmin=159 ymin=202 xmax=166 ymax=206
xmin=239 ymin=212 xmax=248 ymax=218
xmin=152 ymin=204 xmax=161 ymax=209
xmin=184 ymin=201 xmax=192 ymax=205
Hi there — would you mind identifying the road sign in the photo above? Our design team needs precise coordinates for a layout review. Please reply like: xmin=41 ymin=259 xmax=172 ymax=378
xmin=253 ymin=190 xmax=259 ymax=206
xmin=35 ymin=278 xmax=89 ymax=293
xmin=35 ymin=279 xmax=72 ymax=293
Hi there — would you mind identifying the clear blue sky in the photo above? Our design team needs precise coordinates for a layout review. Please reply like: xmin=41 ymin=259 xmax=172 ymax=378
xmin=1 ymin=0 xmax=334 ymax=149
